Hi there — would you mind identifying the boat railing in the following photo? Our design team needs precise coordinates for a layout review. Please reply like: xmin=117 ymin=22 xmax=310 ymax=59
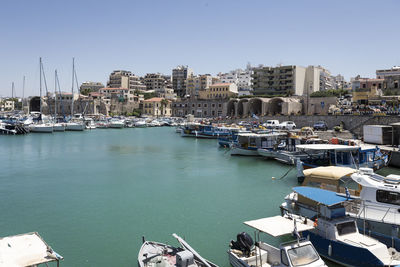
xmin=345 ymin=200 xmax=400 ymax=224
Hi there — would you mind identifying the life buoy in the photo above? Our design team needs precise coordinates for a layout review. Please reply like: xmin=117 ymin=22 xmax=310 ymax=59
xmin=313 ymin=219 xmax=318 ymax=227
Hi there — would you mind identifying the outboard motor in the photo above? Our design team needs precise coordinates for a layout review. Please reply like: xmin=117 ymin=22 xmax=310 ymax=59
xmin=230 ymin=232 xmax=254 ymax=257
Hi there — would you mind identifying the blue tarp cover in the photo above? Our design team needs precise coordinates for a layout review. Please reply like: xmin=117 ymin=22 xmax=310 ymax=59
xmin=293 ymin=186 xmax=349 ymax=206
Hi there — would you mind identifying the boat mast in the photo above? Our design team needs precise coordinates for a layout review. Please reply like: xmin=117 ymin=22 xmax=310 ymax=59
xmin=22 ymin=76 xmax=25 ymax=112
xmin=39 ymin=57 xmax=42 ymax=115
xmin=54 ymin=70 xmax=57 ymax=118
xmin=71 ymin=57 xmax=74 ymax=117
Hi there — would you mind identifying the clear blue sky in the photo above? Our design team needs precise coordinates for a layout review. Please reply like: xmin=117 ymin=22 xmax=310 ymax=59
xmin=1 ymin=0 xmax=399 ymax=97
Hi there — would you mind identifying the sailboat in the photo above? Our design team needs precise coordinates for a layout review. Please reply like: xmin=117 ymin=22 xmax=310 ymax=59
xmin=65 ymin=58 xmax=85 ymax=131
xmin=29 ymin=58 xmax=54 ymax=133
xmin=53 ymin=70 xmax=66 ymax=132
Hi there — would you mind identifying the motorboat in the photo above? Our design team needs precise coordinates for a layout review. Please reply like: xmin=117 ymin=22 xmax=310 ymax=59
xmin=29 ymin=123 xmax=53 ymax=133
xmin=228 ymin=214 xmax=327 ymax=267
xmin=65 ymin=121 xmax=85 ymax=131
xmin=281 ymin=187 xmax=400 ymax=266
xmin=109 ymin=118 xmax=125 ymax=128
xmin=53 ymin=122 xmax=66 ymax=132
xmin=134 ymin=120 xmax=147 ymax=128
xmin=230 ymin=133 xmax=286 ymax=156
xmin=138 ymin=233 xmax=218 ymax=267
xmin=295 ymin=144 xmax=388 ymax=183
xmin=0 ymin=232 xmax=63 ymax=266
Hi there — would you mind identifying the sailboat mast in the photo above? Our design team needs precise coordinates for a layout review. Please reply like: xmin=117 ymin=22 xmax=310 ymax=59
xmin=54 ymin=70 xmax=57 ymax=118
xmin=22 ymin=76 xmax=25 ymax=112
xmin=11 ymin=82 xmax=14 ymax=98
xmin=71 ymin=57 xmax=75 ymax=117
xmin=39 ymin=57 xmax=42 ymax=114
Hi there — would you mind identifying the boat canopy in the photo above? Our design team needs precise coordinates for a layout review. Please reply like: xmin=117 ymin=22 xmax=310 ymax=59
xmin=0 ymin=232 xmax=63 ymax=267
xmin=296 ymin=144 xmax=360 ymax=151
xmin=293 ymin=186 xmax=351 ymax=206
xmin=303 ymin=166 xmax=356 ymax=181
xmin=244 ymin=215 xmax=314 ymax=237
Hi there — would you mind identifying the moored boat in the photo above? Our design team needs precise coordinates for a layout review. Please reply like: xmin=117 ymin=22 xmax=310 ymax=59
xmin=138 ymin=233 xmax=218 ymax=267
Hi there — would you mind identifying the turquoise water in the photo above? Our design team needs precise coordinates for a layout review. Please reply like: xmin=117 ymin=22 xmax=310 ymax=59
xmin=1 ymin=128 xmax=396 ymax=266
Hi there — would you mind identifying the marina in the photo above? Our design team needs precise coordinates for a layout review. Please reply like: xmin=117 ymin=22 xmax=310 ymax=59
xmin=1 ymin=124 xmax=400 ymax=266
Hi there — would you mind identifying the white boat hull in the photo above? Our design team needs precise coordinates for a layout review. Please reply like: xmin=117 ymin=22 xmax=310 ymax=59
xmin=65 ymin=122 xmax=85 ymax=131
xmin=230 ymin=147 xmax=259 ymax=156
xmin=53 ymin=123 xmax=65 ymax=132
xmin=109 ymin=122 xmax=124 ymax=128
xmin=29 ymin=124 xmax=53 ymax=133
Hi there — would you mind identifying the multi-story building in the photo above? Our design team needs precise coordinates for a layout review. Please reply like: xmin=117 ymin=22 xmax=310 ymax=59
xmin=143 ymin=73 xmax=170 ymax=91
xmin=107 ymin=70 xmax=146 ymax=92
xmin=156 ymin=87 xmax=177 ymax=100
xmin=252 ymin=65 xmax=333 ymax=96
xmin=186 ymin=74 xmax=219 ymax=98
xmin=79 ymin=81 xmax=104 ymax=93
xmin=172 ymin=65 xmax=193 ymax=98
xmin=252 ymin=65 xmax=306 ymax=96
xmin=332 ymin=74 xmax=349 ymax=89
xmin=219 ymin=66 xmax=253 ymax=94
xmin=99 ymin=87 xmax=137 ymax=103
xmin=351 ymin=77 xmax=384 ymax=103
xmin=376 ymin=66 xmax=400 ymax=94
xmin=1 ymin=99 xmax=15 ymax=111
xmin=172 ymin=98 xmax=226 ymax=117
xmin=142 ymin=97 xmax=172 ymax=117
xmin=198 ymin=83 xmax=238 ymax=100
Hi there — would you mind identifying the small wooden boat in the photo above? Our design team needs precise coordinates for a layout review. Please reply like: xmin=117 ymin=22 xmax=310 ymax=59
xmin=138 ymin=234 xmax=218 ymax=267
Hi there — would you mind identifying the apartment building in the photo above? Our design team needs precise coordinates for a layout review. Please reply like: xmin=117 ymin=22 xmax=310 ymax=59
xmin=80 ymin=81 xmax=105 ymax=93
xmin=198 ymin=83 xmax=238 ymax=100
xmin=186 ymin=74 xmax=219 ymax=97
xmin=172 ymin=65 xmax=193 ymax=98
xmin=252 ymin=65 xmax=333 ymax=96
xmin=252 ymin=65 xmax=306 ymax=96
xmin=99 ymin=87 xmax=137 ymax=102
xmin=107 ymin=70 xmax=146 ymax=92
xmin=218 ymin=67 xmax=252 ymax=93
xmin=143 ymin=73 xmax=171 ymax=91
xmin=351 ymin=77 xmax=384 ymax=103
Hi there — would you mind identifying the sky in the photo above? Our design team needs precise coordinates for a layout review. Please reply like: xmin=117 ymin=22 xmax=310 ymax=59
xmin=0 ymin=0 xmax=399 ymax=97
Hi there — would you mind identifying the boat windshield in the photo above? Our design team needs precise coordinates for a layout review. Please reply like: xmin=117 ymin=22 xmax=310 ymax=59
xmin=287 ymin=244 xmax=319 ymax=266
xmin=336 ymin=221 xmax=357 ymax=235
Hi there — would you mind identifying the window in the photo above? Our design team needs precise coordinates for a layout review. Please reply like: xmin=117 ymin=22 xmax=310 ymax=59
xmin=204 ymin=104 xmax=207 ymax=107
xmin=377 ymin=189 xmax=400 ymax=205
xmin=198 ymin=104 xmax=201 ymax=107
xmin=336 ymin=221 xmax=357 ymax=235
xmin=287 ymin=244 xmax=319 ymax=267
xmin=218 ymin=104 xmax=222 ymax=108
xmin=281 ymin=250 xmax=289 ymax=266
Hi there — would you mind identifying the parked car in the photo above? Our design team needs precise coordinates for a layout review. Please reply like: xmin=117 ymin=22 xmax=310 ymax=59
xmin=263 ymin=120 xmax=280 ymax=129
xmin=313 ymin=121 xmax=328 ymax=131
xmin=279 ymin=121 xmax=296 ymax=130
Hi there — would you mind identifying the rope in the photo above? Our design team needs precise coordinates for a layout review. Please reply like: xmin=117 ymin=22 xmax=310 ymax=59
xmin=274 ymin=166 xmax=295 ymax=180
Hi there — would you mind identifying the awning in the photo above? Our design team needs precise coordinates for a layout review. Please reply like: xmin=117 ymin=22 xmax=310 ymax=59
xmin=244 ymin=215 xmax=314 ymax=237
xmin=293 ymin=186 xmax=351 ymax=206
xmin=0 ymin=232 xmax=63 ymax=267
xmin=303 ymin=166 xmax=356 ymax=181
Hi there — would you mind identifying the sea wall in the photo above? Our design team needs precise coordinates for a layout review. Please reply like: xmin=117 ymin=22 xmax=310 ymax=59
xmin=220 ymin=115 xmax=400 ymax=138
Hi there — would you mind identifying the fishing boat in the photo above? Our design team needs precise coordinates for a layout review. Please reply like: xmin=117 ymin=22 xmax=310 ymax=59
xmin=0 ymin=232 xmax=63 ymax=267
xmin=230 ymin=132 xmax=286 ymax=156
xmin=218 ymin=128 xmax=251 ymax=148
xmin=281 ymin=187 xmax=400 ymax=266
xmin=228 ymin=214 xmax=327 ymax=267
xmin=138 ymin=233 xmax=218 ymax=267
xmin=295 ymin=144 xmax=388 ymax=183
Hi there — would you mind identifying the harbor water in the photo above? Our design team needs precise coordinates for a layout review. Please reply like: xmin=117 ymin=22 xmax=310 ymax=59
xmin=1 ymin=127 xmax=398 ymax=267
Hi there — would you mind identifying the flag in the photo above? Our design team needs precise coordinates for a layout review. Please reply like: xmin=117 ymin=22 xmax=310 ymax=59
xmin=345 ymin=187 xmax=350 ymax=199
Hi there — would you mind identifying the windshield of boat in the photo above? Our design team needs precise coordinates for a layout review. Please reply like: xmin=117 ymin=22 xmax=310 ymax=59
xmin=336 ymin=221 xmax=357 ymax=235
xmin=287 ymin=244 xmax=319 ymax=266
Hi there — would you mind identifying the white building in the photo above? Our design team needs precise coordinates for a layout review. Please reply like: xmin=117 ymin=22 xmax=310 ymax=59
xmin=218 ymin=65 xmax=253 ymax=94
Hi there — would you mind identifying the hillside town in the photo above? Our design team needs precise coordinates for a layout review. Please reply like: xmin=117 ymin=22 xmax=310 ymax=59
xmin=2 ymin=64 xmax=400 ymax=118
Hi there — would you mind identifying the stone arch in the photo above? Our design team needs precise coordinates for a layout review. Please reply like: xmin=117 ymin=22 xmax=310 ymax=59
xmin=268 ymin=97 xmax=284 ymax=115
xmin=29 ymin=97 xmax=41 ymax=113
xmin=238 ymin=99 xmax=249 ymax=117
xmin=248 ymin=98 xmax=262 ymax=116
xmin=227 ymin=99 xmax=238 ymax=117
